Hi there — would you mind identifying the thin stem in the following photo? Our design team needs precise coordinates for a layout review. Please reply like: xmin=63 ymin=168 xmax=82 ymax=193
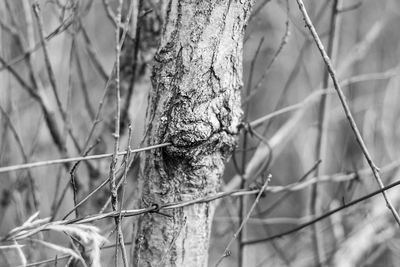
xmin=102 ymin=0 xmax=117 ymax=26
xmin=0 ymin=105 xmax=39 ymax=211
xmin=249 ymin=1 xmax=290 ymax=97
xmin=310 ymin=0 xmax=342 ymax=265
xmin=249 ymin=68 xmax=399 ymax=129
xmin=244 ymin=176 xmax=400 ymax=245
xmin=120 ymin=0 xmax=143 ymax=133
xmin=32 ymin=2 xmax=66 ymax=123
xmin=117 ymin=124 xmax=133 ymax=267
xmin=215 ymin=175 xmax=271 ymax=267
xmin=79 ymin=25 xmax=109 ymax=81
xmin=68 ymin=140 xmax=99 ymax=219
xmin=110 ymin=2 xmax=124 ymax=265
xmin=0 ymin=15 xmax=74 ymax=72
xmin=295 ymin=0 xmax=400 ymax=226
xmin=79 ymin=6 xmax=136 ymax=153
xmin=238 ymin=132 xmax=247 ymax=267
xmin=238 ymin=35 xmax=265 ymax=267
xmin=0 ymin=142 xmax=171 ymax=173
xmin=259 ymin=160 xmax=321 ymax=217
xmin=73 ymin=49 xmax=95 ymax=120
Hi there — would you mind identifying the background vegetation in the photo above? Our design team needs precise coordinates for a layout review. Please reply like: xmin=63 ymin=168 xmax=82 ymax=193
xmin=1 ymin=0 xmax=400 ymax=266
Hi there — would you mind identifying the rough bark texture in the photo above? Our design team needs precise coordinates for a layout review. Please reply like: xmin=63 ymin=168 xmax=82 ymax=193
xmin=133 ymin=0 xmax=253 ymax=266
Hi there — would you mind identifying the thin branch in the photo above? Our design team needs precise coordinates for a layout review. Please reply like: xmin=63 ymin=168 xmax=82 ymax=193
xmin=310 ymin=0 xmax=342 ymax=264
xmin=79 ymin=25 xmax=109 ymax=81
xmin=120 ymin=0 xmax=142 ymax=133
xmin=64 ymin=148 xmax=140 ymax=219
xmin=243 ymin=176 xmax=400 ymax=245
xmin=225 ymin=68 xmax=399 ymax=193
xmin=268 ymin=158 xmax=400 ymax=194
xmin=0 ymin=15 xmax=19 ymax=36
xmin=16 ymin=240 xmax=134 ymax=267
xmin=66 ymin=37 xmax=80 ymax=218
xmin=238 ymin=33 xmax=266 ymax=267
xmin=68 ymin=140 xmax=100 ymax=218
xmin=214 ymin=216 xmax=312 ymax=226
xmin=32 ymin=1 xmax=66 ymax=123
xmin=5 ymin=174 xmax=400 ymax=254
xmin=117 ymin=124 xmax=133 ymax=267
xmin=0 ymin=5 xmax=74 ymax=174
xmin=102 ymin=0 xmax=117 ymax=26
xmin=337 ymin=1 xmax=362 ymax=13
xmin=259 ymin=159 xmax=321 ymax=217
xmin=249 ymin=68 xmax=400 ymax=129
xmin=295 ymin=0 xmax=400 ymax=226
xmin=0 ymin=105 xmax=39 ymax=210
xmin=215 ymin=175 xmax=271 ymax=267
xmin=3 ymin=183 xmax=271 ymax=241
xmin=0 ymin=15 xmax=74 ymax=72
xmin=0 ymin=56 xmax=40 ymax=101
xmin=249 ymin=0 xmax=272 ymax=22
xmin=80 ymin=8 xmax=136 ymax=153
xmin=98 ymin=154 xmax=138 ymax=213
xmin=73 ymin=49 xmax=95 ymax=120
xmin=63 ymin=170 xmax=109 ymax=220
xmin=110 ymin=1 xmax=124 ymax=265
xmin=0 ymin=142 xmax=171 ymax=173
xmin=247 ymin=1 xmax=290 ymax=101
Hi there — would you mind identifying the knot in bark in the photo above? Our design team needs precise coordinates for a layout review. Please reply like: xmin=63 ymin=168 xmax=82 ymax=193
xmin=163 ymin=98 xmax=237 ymax=160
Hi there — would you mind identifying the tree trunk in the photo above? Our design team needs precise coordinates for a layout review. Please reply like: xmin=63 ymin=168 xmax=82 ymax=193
xmin=132 ymin=0 xmax=253 ymax=266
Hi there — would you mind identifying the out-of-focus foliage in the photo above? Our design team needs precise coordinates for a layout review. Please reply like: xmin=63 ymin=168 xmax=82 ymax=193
xmin=1 ymin=0 xmax=400 ymax=266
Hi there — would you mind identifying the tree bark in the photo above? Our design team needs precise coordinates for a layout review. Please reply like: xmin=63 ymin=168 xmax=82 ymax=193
xmin=133 ymin=0 xmax=253 ymax=266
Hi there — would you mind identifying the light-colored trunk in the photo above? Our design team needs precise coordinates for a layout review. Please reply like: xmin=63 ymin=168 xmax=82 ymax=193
xmin=133 ymin=0 xmax=253 ymax=266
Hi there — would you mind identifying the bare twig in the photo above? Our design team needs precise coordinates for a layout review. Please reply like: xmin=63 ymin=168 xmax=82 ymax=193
xmin=249 ymin=68 xmax=399 ymax=129
xmin=79 ymin=25 xmax=109 ymax=81
xmin=215 ymin=175 xmax=271 ymax=267
xmin=68 ymin=140 xmax=100 ymax=219
xmin=99 ymin=157 xmax=139 ymax=214
xmin=80 ymin=5 xmax=136 ymax=153
xmin=102 ymin=0 xmax=117 ymax=26
xmin=117 ymin=124 xmax=133 ymax=267
xmin=73 ymin=49 xmax=95 ymax=120
xmin=63 ymin=171 xmax=109 ymax=220
xmin=0 ymin=15 xmax=74 ymax=72
xmin=310 ymin=0 xmax=342 ymax=264
xmin=5 ymin=173 xmax=400 ymax=258
xmin=296 ymin=0 xmax=400 ymax=227
xmin=337 ymin=1 xmax=362 ymax=13
xmin=65 ymin=150 xmax=140 ymax=219
xmin=32 ymin=1 xmax=66 ymax=123
xmin=109 ymin=0 xmax=123 ymax=265
xmin=244 ymin=176 xmax=400 ymax=245
xmin=238 ymin=33 xmax=265 ymax=267
xmin=0 ymin=56 xmax=40 ymax=100
xmin=0 ymin=15 xmax=19 ymax=36
xmin=249 ymin=0 xmax=272 ymax=22
xmin=120 ymin=0 xmax=142 ymax=133
xmin=259 ymin=159 xmax=321 ymax=217
xmin=247 ymin=1 xmax=290 ymax=101
xmin=239 ymin=71 xmax=376 ymax=196
xmin=0 ymin=105 xmax=39 ymax=211
xmin=0 ymin=142 xmax=171 ymax=173
xmin=15 ymin=240 xmax=134 ymax=267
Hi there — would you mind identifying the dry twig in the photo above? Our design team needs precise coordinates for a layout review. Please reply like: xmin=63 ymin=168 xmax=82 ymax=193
xmin=295 ymin=0 xmax=400 ymax=226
